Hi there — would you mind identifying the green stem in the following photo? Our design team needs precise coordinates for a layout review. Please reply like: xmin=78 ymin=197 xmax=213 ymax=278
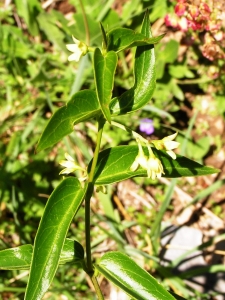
xmin=79 ymin=0 xmax=90 ymax=45
xmin=91 ymin=275 xmax=104 ymax=300
xmin=85 ymin=117 xmax=105 ymax=298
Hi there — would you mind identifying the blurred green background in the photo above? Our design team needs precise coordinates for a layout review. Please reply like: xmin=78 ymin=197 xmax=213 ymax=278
xmin=1 ymin=0 xmax=225 ymax=299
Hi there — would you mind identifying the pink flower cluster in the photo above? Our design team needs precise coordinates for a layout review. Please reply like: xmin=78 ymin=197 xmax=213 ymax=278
xmin=164 ymin=0 xmax=225 ymax=60
xmin=165 ymin=0 xmax=222 ymax=33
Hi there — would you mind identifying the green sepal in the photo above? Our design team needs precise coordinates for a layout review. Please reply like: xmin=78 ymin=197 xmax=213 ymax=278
xmin=100 ymin=22 xmax=107 ymax=51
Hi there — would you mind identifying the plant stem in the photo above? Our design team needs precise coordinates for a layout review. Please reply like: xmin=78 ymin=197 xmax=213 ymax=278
xmin=85 ymin=117 xmax=105 ymax=298
xmin=91 ymin=275 xmax=104 ymax=300
xmin=79 ymin=0 xmax=90 ymax=45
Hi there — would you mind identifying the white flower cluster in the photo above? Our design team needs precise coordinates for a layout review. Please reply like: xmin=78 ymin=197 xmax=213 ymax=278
xmin=131 ymin=133 xmax=180 ymax=180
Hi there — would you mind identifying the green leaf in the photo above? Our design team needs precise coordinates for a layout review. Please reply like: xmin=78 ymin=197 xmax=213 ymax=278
xmin=94 ymin=48 xmax=117 ymax=123
xmin=37 ymin=11 xmax=67 ymax=51
xmin=72 ymin=13 xmax=102 ymax=46
xmin=36 ymin=90 xmax=100 ymax=152
xmin=107 ymin=27 xmax=164 ymax=52
xmin=0 ymin=239 xmax=84 ymax=270
xmin=169 ymin=65 xmax=195 ymax=79
xmin=0 ymin=245 xmax=32 ymax=271
xmin=157 ymin=40 xmax=179 ymax=64
xmin=59 ymin=238 xmax=84 ymax=264
xmin=170 ymin=80 xmax=184 ymax=101
xmin=110 ymin=10 xmax=156 ymax=115
xmin=90 ymin=146 xmax=219 ymax=185
xmin=155 ymin=40 xmax=179 ymax=79
xmin=14 ymin=0 xmax=41 ymax=36
xmin=150 ymin=0 xmax=168 ymax=22
xmin=24 ymin=178 xmax=86 ymax=300
xmin=95 ymin=251 xmax=175 ymax=300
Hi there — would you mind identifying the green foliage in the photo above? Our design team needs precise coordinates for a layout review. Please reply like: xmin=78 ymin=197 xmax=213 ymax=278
xmin=91 ymin=146 xmax=218 ymax=185
xmin=107 ymin=28 xmax=165 ymax=52
xmin=0 ymin=239 xmax=84 ymax=270
xmin=25 ymin=177 xmax=86 ymax=300
xmin=96 ymin=252 xmax=176 ymax=300
xmin=94 ymin=48 xmax=118 ymax=123
xmin=110 ymin=11 xmax=156 ymax=115
xmin=36 ymin=90 xmax=101 ymax=152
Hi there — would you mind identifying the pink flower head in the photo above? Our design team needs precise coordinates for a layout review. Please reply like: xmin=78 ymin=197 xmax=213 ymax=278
xmin=175 ymin=2 xmax=186 ymax=16
xmin=188 ymin=5 xmax=199 ymax=19
xmin=199 ymin=2 xmax=211 ymax=20
xmin=201 ymin=36 xmax=225 ymax=61
xmin=165 ymin=14 xmax=178 ymax=28
xmin=187 ymin=19 xmax=202 ymax=31
xmin=201 ymin=3 xmax=211 ymax=13
xmin=205 ymin=20 xmax=221 ymax=32
xmin=213 ymin=31 xmax=224 ymax=41
xmin=178 ymin=16 xmax=188 ymax=32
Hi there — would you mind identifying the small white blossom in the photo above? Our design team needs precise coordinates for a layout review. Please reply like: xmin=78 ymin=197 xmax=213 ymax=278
xmin=147 ymin=156 xmax=164 ymax=180
xmin=59 ymin=153 xmax=87 ymax=181
xmin=66 ymin=36 xmax=88 ymax=62
xmin=130 ymin=140 xmax=164 ymax=180
xmin=151 ymin=132 xmax=180 ymax=159
xmin=130 ymin=141 xmax=148 ymax=172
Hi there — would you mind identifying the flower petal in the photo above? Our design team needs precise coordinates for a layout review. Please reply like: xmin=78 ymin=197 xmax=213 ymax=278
xmin=59 ymin=168 xmax=76 ymax=175
xmin=68 ymin=52 xmax=82 ymax=62
xmin=66 ymin=44 xmax=79 ymax=52
xmin=59 ymin=160 xmax=76 ymax=168
xmin=130 ymin=160 xmax=139 ymax=172
xmin=164 ymin=140 xmax=180 ymax=150
xmin=167 ymin=150 xmax=176 ymax=160
xmin=72 ymin=36 xmax=80 ymax=44
xmin=65 ymin=153 xmax=75 ymax=162
xmin=147 ymin=156 xmax=164 ymax=179
xmin=164 ymin=132 xmax=178 ymax=141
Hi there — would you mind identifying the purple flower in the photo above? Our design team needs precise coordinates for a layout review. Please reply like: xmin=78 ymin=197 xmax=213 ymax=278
xmin=139 ymin=118 xmax=154 ymax=135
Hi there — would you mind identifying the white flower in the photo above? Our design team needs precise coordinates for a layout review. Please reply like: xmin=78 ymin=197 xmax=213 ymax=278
xmin=151 ymin=132 xmax=180 ymax=159
xmin=130 ymin=141 xmax=164 ymax=180
xmin=130 ymin=141 xmax=148 ymax=172
xmin=147 ymin=156 xmax=164 ymax=180
xmin=66 ymin=36 xmax=88 ymax=62
xmin=59 ymin=153 xmax=87 ymax=181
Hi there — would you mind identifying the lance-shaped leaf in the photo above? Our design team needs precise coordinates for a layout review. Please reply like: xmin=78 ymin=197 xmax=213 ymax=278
xmin=96 ymin=251 xmax=176 ymax=300
xmin=94 ymin=48 xmax=117 ymax=123
xmin=0 ymin=239 xmax=84 ymax=270
xmin=25 ymin=177 xmax=86 ymax=300
xmin=110 ymin=10 xmax=156 ymax=116
xmin=107 ymin=27 xmax=164 ymax=53
xmin=36 ymin=90 xmax=101 ymax=152
xmin=89 ymin=146 xmax=219 ymax=185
